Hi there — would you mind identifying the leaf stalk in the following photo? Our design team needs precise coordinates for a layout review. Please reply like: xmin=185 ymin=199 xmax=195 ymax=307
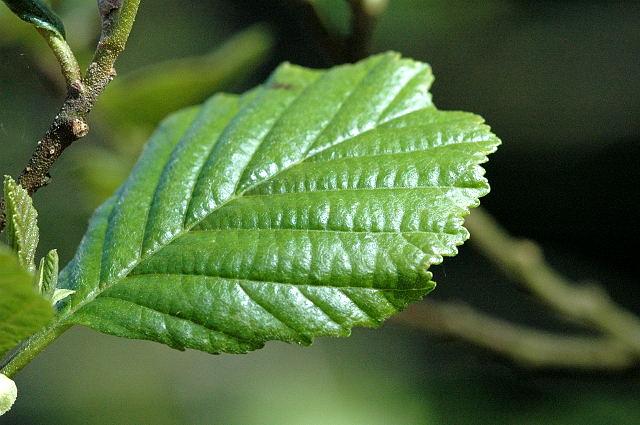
xmin=0 ymin=322 xmax=70 ymax=378
xmin=36 ymin=28 xmax=81 ymax=89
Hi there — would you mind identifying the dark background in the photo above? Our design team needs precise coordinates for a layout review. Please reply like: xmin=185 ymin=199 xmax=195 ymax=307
xmin=1 ymin=1 xmax=639 ymax=423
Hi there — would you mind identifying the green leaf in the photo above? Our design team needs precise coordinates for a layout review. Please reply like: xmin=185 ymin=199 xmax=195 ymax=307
xmin=37 ymin=249 xmax=58 ymax=299
xmin=36 ymin=250 xmax=74 ymax=305
xmin=3 ymin=176 xmax=39 ymax=274
xmin=50 ymin=288 xmax=74 ymax=305
xmin=1 ymin=0 xmax=65 ymax=38
xmin=0 ymin=245 xmax=53 ymax=358
xmin=56 ymin=53 xmax=500 ymax=354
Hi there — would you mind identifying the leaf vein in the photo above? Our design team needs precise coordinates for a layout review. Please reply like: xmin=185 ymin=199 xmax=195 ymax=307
xmin=98 ymin=295 xmax=253 ymax=345
xmin=188 ymin=228 xmax=460 ymax=238
xmin=308 ymin=136 xmax=495 ymax=164
xmin=245 ymin=185 xmax=483 ymax=197
xmin=304 ymin=57 xmax=388 ymax=156
xmin=122 ymin=273 xmax=431 ymax=295
xmin=377 ymin=66 xmax=426 ymax=123
xmin=294 ymin=286 xmax=345 ymax=328
xmin=236 ymin=282 xmax=303 ymax=336
xmin=233 ymin=74 xmax=324 ymax=193
xmin=336 ymin=289 xmax=377 ymax=323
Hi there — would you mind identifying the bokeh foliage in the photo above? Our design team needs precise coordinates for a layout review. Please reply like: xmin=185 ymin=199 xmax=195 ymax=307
xmin=1 ymin=1 xmax=639 ymax=424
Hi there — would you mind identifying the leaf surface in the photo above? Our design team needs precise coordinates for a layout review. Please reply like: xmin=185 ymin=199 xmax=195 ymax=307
xmin=1 ymin=0 xmax=65 ymax=38
xmin=0 ymin=246 xmax=53 ymax=358
xmin=57 ymin=53 xmax=500 ymax=353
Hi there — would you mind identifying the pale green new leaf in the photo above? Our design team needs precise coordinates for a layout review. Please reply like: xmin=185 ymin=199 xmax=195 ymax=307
xmin=56 ymin=53 xmax=500 ymax=354
xmin=50 ymin=289 xmax=74 ymax=305
xmin=3 ymin=176 xmax=39 ymax=274
xmin=0 ymin=246 xmax=53 ymax=358
xmin=37 ymin=249 xmax=72 ymax=304
xmin=37 ymin=249 xmax=58 ymax=298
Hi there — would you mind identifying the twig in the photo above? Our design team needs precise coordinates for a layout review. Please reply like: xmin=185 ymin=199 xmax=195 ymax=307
xmin=345 ymin=0 xmax=385 ymax=61
xmin=294 ymin=0 xmax=346 ymax=64
xmin=465 ymin=207 xmax=640 ymax=354
xmin=394 ymin=301 xmax=637 ymax=370
xmin=0 ymin=0 xmax=141 ymax=232
xmin=392 ymin=207 xmax=640 ymax=370
xmin=291 ymin=0 xmax=387 ymax=63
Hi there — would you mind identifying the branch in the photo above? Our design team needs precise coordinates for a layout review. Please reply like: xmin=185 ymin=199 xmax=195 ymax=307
xmin=0 ymin=0 xmax=141 ymax=232
xmin=394 ymin=301 xmax=637 ymax=370
xmin=345 ymin=0 xmax=386 ymax=61
xmin=465 ymin=207 xmax=640 ymax=354
xmin=293 ymin=0 xmax=346 ymax=64
xmin=391 ymin=208 xmax=640 ymax=370
xmin=291 ymin=0 xmax=387 ymax=64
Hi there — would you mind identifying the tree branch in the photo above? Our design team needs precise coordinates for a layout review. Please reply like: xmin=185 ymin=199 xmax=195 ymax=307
xmin=292 ymin=0 xmax=346 ymax=64
xmin=391 ymin=208 xmax=640 ymax=370
xmin=345 ymin=0 xmax=386 ymax=61
xmin=0 ymin=0 xmax=141 ymax=232
xmin=291 ymin=0 xmax=387 ymax=64
xmin=394 ymin=301 xmax=637 ymax=370
xmin=465 ymin=207 xmax=640 ymax=354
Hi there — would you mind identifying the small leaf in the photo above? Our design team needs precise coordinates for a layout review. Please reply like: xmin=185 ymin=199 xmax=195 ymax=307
xmin=0 ymin=374 xmax=17 ymax=416
xmin=36 ymin=249 xmax=74 ymax=305
xmin=3 ymin=176 xmax=39 ymax=274
xmin=1 ymin=0 xmax=65 ymax=38
xmin=0 ymin=245 xmax=53 ymax=358
xmin=56 ymin=53 xmax=500 ymax=354
xmin=51 ymin=288 xmax=75 ymax=305
xmin=37 ymin=249 xmax=58 ymax=299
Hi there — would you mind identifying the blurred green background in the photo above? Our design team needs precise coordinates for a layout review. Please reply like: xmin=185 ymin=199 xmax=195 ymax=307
xmin=1 ymin=1 xmax=639 ymax=424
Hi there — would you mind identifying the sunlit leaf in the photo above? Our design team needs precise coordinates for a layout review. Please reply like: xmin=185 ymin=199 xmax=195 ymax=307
xmin=50 ymin=288 xmax=74 ymax=305
xmin=56 ymin=53 xmax=499 ymax=354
